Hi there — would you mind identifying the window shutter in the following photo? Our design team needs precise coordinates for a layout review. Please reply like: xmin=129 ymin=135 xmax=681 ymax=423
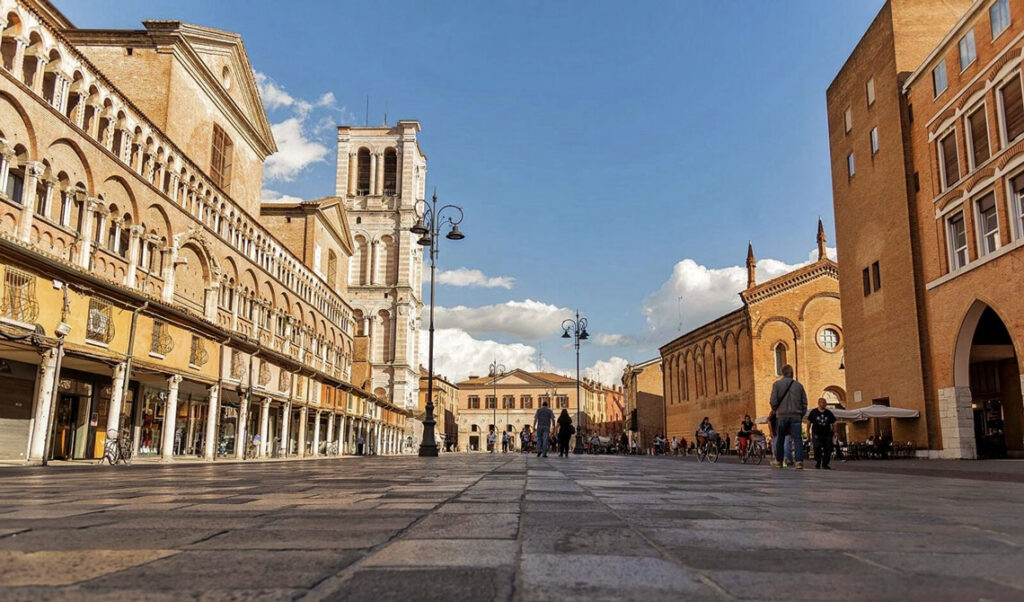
xmin=969 ymin=109 xmax=989 ymax=166
xmin=1002 ymin=75 xmax=1024 ymax=142
xmin=941 ymin=134 xmax=959 ymax=187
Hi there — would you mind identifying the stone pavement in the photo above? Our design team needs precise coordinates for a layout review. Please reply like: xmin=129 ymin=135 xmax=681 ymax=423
xmin=0 ymin=454 xmax=1022 ymax=601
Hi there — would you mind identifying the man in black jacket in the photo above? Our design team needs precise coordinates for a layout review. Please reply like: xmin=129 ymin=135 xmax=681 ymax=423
xmin=807 ymin=397 xmax=837 ymax=469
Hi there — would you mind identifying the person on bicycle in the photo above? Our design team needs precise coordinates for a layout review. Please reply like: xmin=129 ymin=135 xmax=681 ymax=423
xmin=695 ymin=417 xmax=718 ymax=449
xmin=737 ymin=414 xmax=755 ymax=457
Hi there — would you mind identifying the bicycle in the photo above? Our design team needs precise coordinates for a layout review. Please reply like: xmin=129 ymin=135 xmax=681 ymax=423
xmin=739 ymin=436 xmax=766 ymax=465
xmin=326 ymin=441 xmax=339 ymax=455
xmin=695 ymin=436 xmax=720 ymax=463
xmin=244 ymin=440 xmax=260 ymax=460
xmin=100 ymin=429 xmax=133 ymax=465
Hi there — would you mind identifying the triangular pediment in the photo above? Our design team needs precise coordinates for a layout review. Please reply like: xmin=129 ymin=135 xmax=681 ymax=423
xmin=145 ymin=21 xmax=276 ymax=157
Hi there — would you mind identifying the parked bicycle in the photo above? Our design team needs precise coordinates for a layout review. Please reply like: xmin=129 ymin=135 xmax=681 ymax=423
xmin=326 ymin=441 xmax=339 ymax=455
xmin=244 ymin=440 xmax=260 ymax=460
xmin=100 ymin=429 xmax=133 ymax=465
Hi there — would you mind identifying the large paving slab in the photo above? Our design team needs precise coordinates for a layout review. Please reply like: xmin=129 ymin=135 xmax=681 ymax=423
xmin=0 ymin=455 xmax=1023 ymax=600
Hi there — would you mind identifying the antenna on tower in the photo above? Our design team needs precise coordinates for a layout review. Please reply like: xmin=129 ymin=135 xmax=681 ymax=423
xmin=383 ymin=101 xmax=388 ymax=126
xmin=365 ymin=96 xmax=369 ymax=126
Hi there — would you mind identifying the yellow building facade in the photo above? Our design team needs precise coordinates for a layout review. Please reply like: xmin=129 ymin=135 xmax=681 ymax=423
xmin=0 ymin=0 xmax=407 ymax=462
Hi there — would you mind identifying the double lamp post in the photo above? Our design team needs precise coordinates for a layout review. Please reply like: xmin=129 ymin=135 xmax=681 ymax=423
xmin=411 ymin=191 xmax=465 ymax=457
xmin=562 ymin=310 xmax=590 ymax=454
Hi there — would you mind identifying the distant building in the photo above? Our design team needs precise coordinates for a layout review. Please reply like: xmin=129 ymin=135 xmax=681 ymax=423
xmin=828 ymin=0 xmax=1023 ymax=457
xmin=414 ymin=368 xmax=459 ymax=451
xmin=659 ymin=224 xmax=846 ymax=444
xmin=455 ymin=370 xmax=605 ymax=452
xmin=621 ymin=357 xmax=664 ymax=451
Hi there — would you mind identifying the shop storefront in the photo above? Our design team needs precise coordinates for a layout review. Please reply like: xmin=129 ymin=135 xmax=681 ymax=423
xmin=136 ymin=385 xmax=166 ymax=456
xmin=50 ymin=368 xmax=122 ymax=461
xmin=218 ymin=401 xmax=240 ymax=457
xmin=0 ymin=358 xmax=40 ymax=461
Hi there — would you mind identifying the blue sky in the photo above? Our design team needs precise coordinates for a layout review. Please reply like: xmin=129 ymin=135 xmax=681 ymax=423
xmin=60 ymin=0 xmax=883 ymax=383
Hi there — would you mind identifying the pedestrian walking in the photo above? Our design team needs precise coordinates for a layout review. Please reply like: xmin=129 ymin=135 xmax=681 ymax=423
xmin=487 ymin=429 xmax=496 ymax=453
xmin=501 ymin=431 xmax=510 ymax=453
xmin=556 ymin=409 xmax=574 ymax=457
xmin=670 ymin=436 xmax=679 ymax=456
xmin=533 ymin=400 xmax=556 ymax=457
xmin=808 ymin=397 xmax=837 ymax=469
xmin=769 ymin=364 xmax=808 ymax=469
xmin=520 ymin=427 xmax=531 ymax=453
xmin=356 ymin=434 xmax=364 ymax=456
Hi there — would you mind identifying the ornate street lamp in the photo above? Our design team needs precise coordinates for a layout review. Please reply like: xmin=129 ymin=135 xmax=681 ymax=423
xmin=412 ymin=190 xmax=465 ymax=457
xmin=489 ymin=360 xmax=505 ymax=452
xmin=561 ymin=310 xmax=590 ymax=454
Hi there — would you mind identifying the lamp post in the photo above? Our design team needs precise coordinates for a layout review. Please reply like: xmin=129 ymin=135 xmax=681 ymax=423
xmin=410 ymin=190 xmax=465 ymax=457
xmin=489 ymin=360 xmax=505 ymax=452
xmin=561 ymin=310 xmax=590 ymax=454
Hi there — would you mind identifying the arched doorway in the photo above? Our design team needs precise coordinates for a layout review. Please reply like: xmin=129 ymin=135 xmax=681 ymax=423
xmin=953 ymin=303 xmax=1022 ymax=459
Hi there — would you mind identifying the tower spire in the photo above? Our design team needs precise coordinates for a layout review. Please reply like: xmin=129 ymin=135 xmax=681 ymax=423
xmin=746 ymin=241 xmax=756 ymax=289
xmin=817 ymin=217 xmax=827 ymax=261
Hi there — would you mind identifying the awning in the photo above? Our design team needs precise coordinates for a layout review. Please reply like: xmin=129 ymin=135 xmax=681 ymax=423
xmin=755 ymin=405 xmax=920 ymax=424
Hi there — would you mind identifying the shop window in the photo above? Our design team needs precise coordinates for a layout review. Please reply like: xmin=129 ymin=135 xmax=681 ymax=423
xmin=1 ymin=266 xmax=38 ymax=323
xmin=150 ymin=321 xmax=174 ymax=355
xmin=189 ymin=335 xmax=209 ymax=367
xmin=86 ymin=298 xmax=115 ymax=343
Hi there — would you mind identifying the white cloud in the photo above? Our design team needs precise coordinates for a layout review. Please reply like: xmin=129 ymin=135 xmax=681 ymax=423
xmin=254 ymin=72 xmax=296 ymax=110
xmin=584 ymin=356 xmax=629 ymax=387
xmin=436 ymin=268 xmax=515 ymax=290
xmin=434 ymin=299 xmax=573 ymax=341
xmin=807 ymin=246 xmax=838 ymax=262
xmin=317 ymin=92 xmax=336 ymax=107
xmin=421 ymin=328 xmax=539 ymax=383
xmin=264 ymin=117 xmax=329 ymax=181
xmin=591 ymin=333 xmax=636 ymax=347
xmin=642 ymin=255 xmax=811 ymax=339
xmin=261 ymin=188 xmax=305 ymax=204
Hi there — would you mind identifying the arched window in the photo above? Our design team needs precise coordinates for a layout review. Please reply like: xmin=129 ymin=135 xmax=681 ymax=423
xmin=774 ymin=343 xmax=788 ymax=376
xmin=357 ymin=148 xmax=371 ymax=194
xmin=1 ymin=14 xmax=22 ymax=71
xmin=383 ymin=148 xmax=397 ymax=195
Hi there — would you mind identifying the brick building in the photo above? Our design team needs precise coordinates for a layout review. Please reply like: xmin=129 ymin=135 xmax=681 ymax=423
xmin=658 ymin=224 xmax=845 ymax=444
xmin=413 ymin=367 xmax=459 ymax=452
xmin=621 ymin=357 xmax=664 ymax=451
xmin=828 ymin=0 xmax=1024 ymax=458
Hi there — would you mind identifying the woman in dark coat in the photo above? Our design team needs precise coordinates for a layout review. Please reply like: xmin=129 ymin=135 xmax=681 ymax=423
xmin=556 ymin=409 xmax=574 ymax=457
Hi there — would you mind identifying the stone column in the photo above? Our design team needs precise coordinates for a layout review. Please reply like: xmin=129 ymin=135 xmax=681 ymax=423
xmin=342 ymin=418 xmax=349 ymax=454
xmin=204 ymin=384 xmax=219 ymax=460
xmin=77 ymin=198 xmax=100 ymax=268
xmin=369 ymin=240 xmax=378 ymax=286
xmin=119 ymin=131 xmax=134 ymax=164
xmin=105 ymin=361 xmax=128 ymax=435
xmin=161 ymin=375 xmax=182 ymax=461
xmin=375 ymin=151 xmax=385 ymax=195
xmin=235 ymin=393 xmax=250 ymax=460
xmin=17 ymin=160 xmax=44 ymax=242
xmin=938 ymin=386 xmax=977 ymax=459
xmin=29 ymin=56 xmax=47 ymax=94
xmin=161 ymin=245 xmax=178 ymax=303
xmin=125 ymin=225 xmax=142 ymax=287
xmin=369 ymin=152 xmax=377 ymax=195
xmin=348 ymin=152 xmax=357 ymax=196
xmin=9 ymin=38 xmax=27 ymax=87
xmin=297 ymin=406 xmax=308 ymax=458
xmin=327 ymin=412 xmax=336 ymax=454
xmin=0 ymin=150 xmax=12 ymax=195
xmin=259 ymin=397 xmax=270 ymax=458
xmin=28 ymin=348 xmax=59 ymax=461
xmin=312 ymin=410 xmax=321 ymax=457
xmin=53 ymin=74 xmax=68 ymax=112
xmin=281 ymin=401 xmax=291 ymax=457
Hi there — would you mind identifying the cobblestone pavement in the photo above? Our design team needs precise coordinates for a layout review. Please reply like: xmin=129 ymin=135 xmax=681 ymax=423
xmin=0 ymin=454 xmax=1022 ymax=601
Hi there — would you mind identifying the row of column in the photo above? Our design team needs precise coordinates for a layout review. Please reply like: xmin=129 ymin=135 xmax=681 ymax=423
xmin=26 ymin=354 xmax=406 ymax=462
xmin=346 ymin=150 xmax=401 ymax=197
